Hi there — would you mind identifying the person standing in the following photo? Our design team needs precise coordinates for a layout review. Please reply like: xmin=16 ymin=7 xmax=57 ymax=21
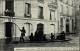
xmin=19 ymin=27 xmax=26 ymax=42
xmin=51 ymin=33 xmax=55 ymax=41
xmin=29 ymin=33 xmax=34 ymax=42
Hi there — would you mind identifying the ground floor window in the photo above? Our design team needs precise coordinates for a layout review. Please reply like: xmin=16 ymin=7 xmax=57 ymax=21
xmin=72 ymin=19 xmax=74 ymax=31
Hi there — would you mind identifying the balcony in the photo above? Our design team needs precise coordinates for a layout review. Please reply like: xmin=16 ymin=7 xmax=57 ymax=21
xmin=4 ymin=11 xmax=15 ymax=17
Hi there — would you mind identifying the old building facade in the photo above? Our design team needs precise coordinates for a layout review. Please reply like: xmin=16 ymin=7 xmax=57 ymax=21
xmin=0 ymin=0 xmax=75 ymax=39
xmin=57 ymin=0 xmax=75 ymax=33
xmin=74 ymin=0 xmax=80 ymax=33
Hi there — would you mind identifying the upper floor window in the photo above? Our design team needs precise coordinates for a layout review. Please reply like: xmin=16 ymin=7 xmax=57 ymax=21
xmin=50 ymin=10 xmax=52 ymax=20
xmin=5 ymin=1 xmax=15 ymax=16
xmin=38 ymin=6 xmax=44 ymax=19
xmin=50 ymin=11 xmax=55 ymax=21
xmin=60 ymin=5 xmax=63 ymax=14
xmin=60 ymin=18 xmax=63 ymax=25
xmin=25 ymin=3 xmax=31 ymax=17
xmin=25 ymin=3 xmax=31 ymax=14
xmin=72 ymin=19 xmax=74 ymax=31
xmin=67 ymin=7 xmax=69 ymax=15
xmin=5 ymin=1 xmax=14 ymax=11
xmin=72 ymin=9 xmax=74 ymax=15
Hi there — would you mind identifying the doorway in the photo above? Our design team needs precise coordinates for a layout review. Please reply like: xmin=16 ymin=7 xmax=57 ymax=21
xmin=35 ymin=23 xmax=44 ymax=41
xmin=5 ymin=22 xmax=12 ymax=37
xmin=66 ymin=19 xmax=69 ymax=33
xmin=66 ymin=24 xmax=69 ymax=33
xmin=37 ymin=23 xmax=44 ymax=31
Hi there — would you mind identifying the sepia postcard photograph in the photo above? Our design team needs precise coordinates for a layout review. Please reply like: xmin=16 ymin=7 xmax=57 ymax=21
xmin=0 ymin=0 xmax=80 ymax=51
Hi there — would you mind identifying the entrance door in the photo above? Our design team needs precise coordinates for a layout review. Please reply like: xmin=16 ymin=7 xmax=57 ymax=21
xmin=36 ymin=23 xmax=44 ymax=36
xmin=5 ymin=22 xmax=12 ymax=37
xmin=66 ymin=24 xmax=69 ymax=33
xmin=37 ymin=23 xmax=44 ymax=31
xmin=35 ymin=23 xmax=44 ymax=41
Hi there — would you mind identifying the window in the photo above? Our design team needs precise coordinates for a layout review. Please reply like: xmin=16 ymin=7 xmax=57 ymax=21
xmin=25 ymin=3 xmax=31 ymax=17
xmin=60 ymin=18 xmax=63 ymax=25
xmin=50 ymin=11 xmax=52 ymax=20
xmin=67 ymin=7 xmax=69 ymax=15
xmin=5 ymin=1 xmax=14 ymax=11
xmin=61 ymin=5 xmax=63 ymax=14
xmin=25 ymin=3 xmax=31 ymax=14
xmin=72 ymin=19 xmax=74 ymax=31
xmin=5 ymin=1 xmax=15 ymax=16
xmin=50 ymin=11 xmax=55 ymax=21
xmin=38 ymin=6 xmax=44 ymax=19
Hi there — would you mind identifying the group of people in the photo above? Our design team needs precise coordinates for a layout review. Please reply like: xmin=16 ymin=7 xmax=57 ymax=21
xmin=19 ymin=27 xmax=65 ymax=42
xmin=56 ymin=31 xmax=65 ymax=40
xmin=29 ymin=33 xmax=47 ymax=42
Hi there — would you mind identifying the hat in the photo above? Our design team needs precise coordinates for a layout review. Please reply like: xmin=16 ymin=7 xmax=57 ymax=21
xmin=22 ymin=27 xmax=24 ymax=28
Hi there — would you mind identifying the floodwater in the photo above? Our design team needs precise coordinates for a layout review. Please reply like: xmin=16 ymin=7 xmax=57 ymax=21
xmin=0 ymin=34 xmax=79 ymax=51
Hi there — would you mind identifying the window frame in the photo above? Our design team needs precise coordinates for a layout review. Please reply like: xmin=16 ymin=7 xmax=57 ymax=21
xmin=25 ymin=3 xmax=31 ymax=14
xmin=38 ymin=6 xmax=44 ymax=19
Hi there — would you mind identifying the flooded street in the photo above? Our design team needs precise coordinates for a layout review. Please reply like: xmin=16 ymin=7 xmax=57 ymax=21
xmin=0 ymin=33 xmax=79 ymax=51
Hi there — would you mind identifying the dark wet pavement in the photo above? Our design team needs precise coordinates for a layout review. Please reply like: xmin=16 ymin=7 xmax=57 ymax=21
xmin=0 ymin=34 xmax=79 ymax=51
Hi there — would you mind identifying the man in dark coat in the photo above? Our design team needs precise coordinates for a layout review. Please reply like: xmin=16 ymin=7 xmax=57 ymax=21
xmin=51 ymin=33 xmax=55 ymax=41
xmin=19 ymin=27 xmax=26 ymax=42
xmin=29 ymin=33 xmax=34 ymax=42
